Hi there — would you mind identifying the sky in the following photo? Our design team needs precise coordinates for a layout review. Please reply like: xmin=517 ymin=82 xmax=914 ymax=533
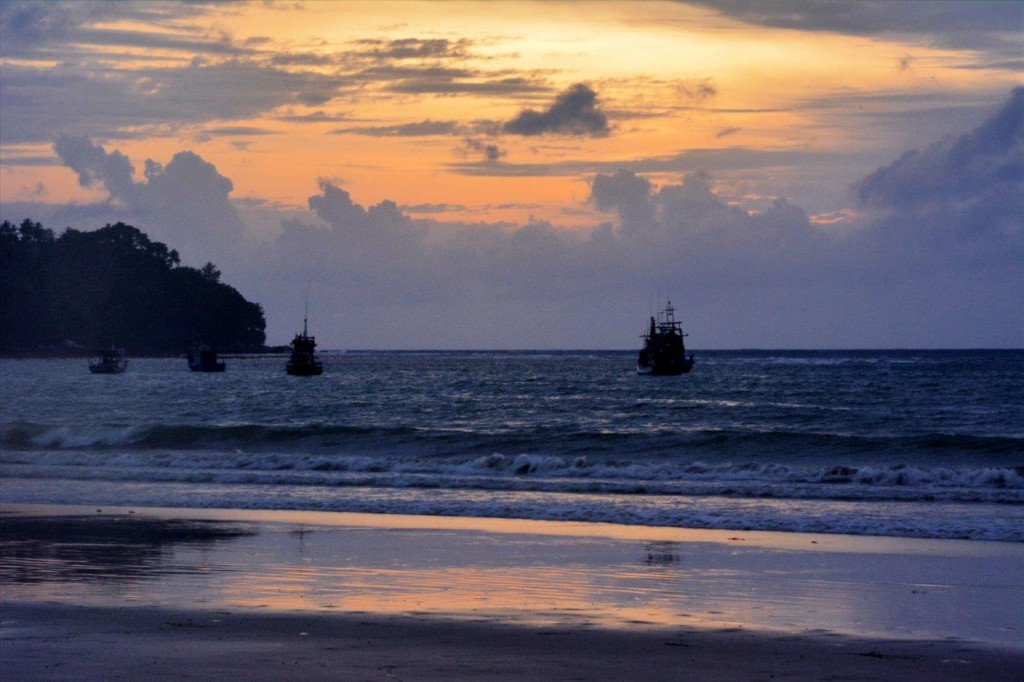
xmin=1 ymin=0 xmax=1021 ymax=349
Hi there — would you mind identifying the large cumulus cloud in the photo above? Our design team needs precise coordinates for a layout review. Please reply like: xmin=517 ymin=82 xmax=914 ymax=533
xmin=853 ymin=87 xmax=1023 ymax=271
xmin=52 ymin=135 xmax=246 ymax=265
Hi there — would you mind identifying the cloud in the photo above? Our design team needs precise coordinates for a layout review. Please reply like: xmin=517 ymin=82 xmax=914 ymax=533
xmin=694 ymin=1 xmax=1023 ymax=42
xmin=276 ymin=110 xmax=350 ymax=124
xmin=692 ymin=2 xmax=1023 ymax=73
xmin=338 ymin=120 xmax=467 ymax=137
xmin=502 ymin=84 xmax=610 ymax=137
xmin=307 ymin=179 xmax=426 ymax=249
xmin=54 ymin=134 xmax=136 ymax=200
xmin=0 ymin=1 xmax=212 ymax=58
xmin=446 ymin=146 xmax=848 ymax=178
xmin=6 ymin=89 xmax=1023 ymax=349
xmin=677 ymin=79 xmax=718 ymax=102
xmin=401 ymin=203 xmax=467 ymax=214
xmin=456 ymin=138 xmax=506 ymax=162
xmin=387 ymin=75 xmax=548 ymax=96
xmin=855 ymin=86 xmax=1023 ymax=211
xmin=0 ymin=60 xmax=349 ymax=145
xmin=358 ymin=37 xmax=471 ymax=60
xmin=51 ymin=135 xmax=246 ymax=264
xmin=851 ymin=87 xmax=1023 ymax=272
xmin=591 ymin=169 xmax=655 ymax=232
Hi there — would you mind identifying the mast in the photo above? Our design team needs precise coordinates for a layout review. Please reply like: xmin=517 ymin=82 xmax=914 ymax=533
xmin=303 ymin=284 xmax=310 ymax=338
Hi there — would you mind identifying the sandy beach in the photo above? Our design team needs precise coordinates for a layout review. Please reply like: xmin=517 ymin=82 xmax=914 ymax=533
xmin=2 ymin=504 xmax=1022 ymax=680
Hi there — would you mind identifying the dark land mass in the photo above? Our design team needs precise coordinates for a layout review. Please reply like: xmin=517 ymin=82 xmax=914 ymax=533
xmin=0 ymin=219 xmax=266 ymax=355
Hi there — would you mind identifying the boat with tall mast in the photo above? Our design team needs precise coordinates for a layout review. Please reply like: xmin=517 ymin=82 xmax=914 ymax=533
xmin=637 ymin=301 xmax=694 ymax=375
xmin=286 ymin=295 xmax=323 ymax=376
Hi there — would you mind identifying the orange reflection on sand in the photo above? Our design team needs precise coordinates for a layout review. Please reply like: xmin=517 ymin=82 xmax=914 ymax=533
xmin=217 ymin=563 xmax=706 ymax=628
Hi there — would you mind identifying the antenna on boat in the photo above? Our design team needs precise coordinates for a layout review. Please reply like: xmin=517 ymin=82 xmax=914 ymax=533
xmin=303 ymin=283 xmax=310 ymax=337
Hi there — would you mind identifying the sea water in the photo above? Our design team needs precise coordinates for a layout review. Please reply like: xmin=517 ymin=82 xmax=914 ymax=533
xmin=1 ymin=350 xmax=1021 ymax=541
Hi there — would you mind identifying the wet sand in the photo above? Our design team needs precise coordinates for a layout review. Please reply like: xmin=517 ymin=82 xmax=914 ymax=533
xmin=2 ymin=504 xmax=1022 ymax=680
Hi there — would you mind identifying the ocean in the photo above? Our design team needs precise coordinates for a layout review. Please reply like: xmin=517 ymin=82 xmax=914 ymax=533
xmin=2 ymin=350 xmax=1022 ymax=542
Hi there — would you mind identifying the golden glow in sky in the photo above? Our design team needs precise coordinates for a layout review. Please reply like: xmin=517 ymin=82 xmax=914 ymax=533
xmin=2 ymin=0 xmax=1018 ymax=225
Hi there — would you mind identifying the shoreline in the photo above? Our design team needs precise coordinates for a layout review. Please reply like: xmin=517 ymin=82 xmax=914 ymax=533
xmin=5 ymin=601 xmax=1022 ymax=681
xmin=2 ymin=504 xmax=1022 ymax=679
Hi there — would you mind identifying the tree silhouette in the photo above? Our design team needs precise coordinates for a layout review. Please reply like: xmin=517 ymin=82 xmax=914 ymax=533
xmin=0 ymin=220 xmax=265 ymax=354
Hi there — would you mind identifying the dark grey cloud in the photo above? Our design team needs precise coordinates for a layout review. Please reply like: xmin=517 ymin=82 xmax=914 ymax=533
xmin=276 ymin=110 xmax=350 ymax=124
xmin=357 ymin=37 xmax=471 ymax=60
xmin=54 ymin=134 xmax=136 ymax=199
xmin=270 ymin=52 xmax=343 ymax=67
xmin=694 ymin=1 xmax=1023 ymax=67
xmin=456 ymin=138 xmax=506 ymax=162
xmin=355 ymin=64 xmax=477 ymax=81
xmin=447 ymin=146 xmax=850 ymax=178
xmin=0 ymin=2 xmax=552 ymax=148
xmin=0 ymin=0 xmax=212 ymax=58
xmin=388 ymin=75 xmax=549 ymax=96
xmin=855 ymin=87 xmax=1023 ymax=211
xmin=0 ymin=155 xmax=57 ymax=167
xmin=401 ymin=203 xmax=467 ymax=214
xmin=307 ymin=179 xmax=426 ymax=248
xmin=694 ymin=1 xmax=1021 ymax=38
xmin=591 ymin=169 xmax=655 ymax=232
xmin=338 ymin=120 xmax=467 ymax=137
xmin=445 ymin=160 xmax=555 ymax=177
xmin=715 ymin=127 xmax=741 ymax=139
xmin=503 ymin=84 xmax=610 ymax=137
xmin=0 ymin=60 xmax=349 ymax=145
xmin=853 ymin=87 xmax=1023 ymax=269
xmin=50 ymin=135 xmax=246 ymax=265
xmin=199 ymin=126 xmax=279 ymax=138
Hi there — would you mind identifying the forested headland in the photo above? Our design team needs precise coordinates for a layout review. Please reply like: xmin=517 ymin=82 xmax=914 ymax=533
xmin=0 ymin=220 xmax=266 ymax=355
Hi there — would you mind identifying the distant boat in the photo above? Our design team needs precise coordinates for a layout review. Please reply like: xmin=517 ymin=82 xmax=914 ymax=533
xmin=637 ymin=302 xmax=694 ymax=376
xmin=187 ymin=345 xmax=226 ymax=372
xmin=286 ymin=316 xmax=323 ymax=376
xmin=89 ymin=346 xmax=128 ymax=374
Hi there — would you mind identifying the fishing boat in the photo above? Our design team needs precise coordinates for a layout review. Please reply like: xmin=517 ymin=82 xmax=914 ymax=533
xmin=637 ymin=302 xmax=694 ymax=375
xmin=286 ymin=316 xmax=323 ymax=376
xmin=89 ymin=346 xmax=128 ymax=374
xmin=187 ymin=345 xmax=226 ymax=372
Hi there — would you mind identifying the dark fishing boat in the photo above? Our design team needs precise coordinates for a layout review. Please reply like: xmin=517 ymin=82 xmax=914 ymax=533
xmin=187 ymin=345 xmax=226 ymax=372
xmin=89 ymin=346 xmax=128 ymax=374
xmin=637 ymin=302 xmax=694 ymax=375
xmin=286 ymin=316 xmax=323 ymax=376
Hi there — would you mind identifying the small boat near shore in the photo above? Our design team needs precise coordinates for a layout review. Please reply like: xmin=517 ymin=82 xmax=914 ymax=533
xmin=89 ymin=346 xmax=128 ymax=374
xmin=637 ymin=302 xmax=694 ymax=375
xmin=187 ymin=345 xmax=226 ymax=372
xmin=286 ymin=317 xmax=323 ymax=376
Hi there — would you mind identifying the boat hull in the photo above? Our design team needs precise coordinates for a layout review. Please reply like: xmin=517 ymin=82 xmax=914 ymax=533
xmin=286 ymin=363 xmax=323 ymax=376
xmin=89 ymin=364 xmax=127 ymax=374
xmin=189 ymin=363 xmax=226 ymax=372
xmin=637 ymin=356 xmax=694 ymax=376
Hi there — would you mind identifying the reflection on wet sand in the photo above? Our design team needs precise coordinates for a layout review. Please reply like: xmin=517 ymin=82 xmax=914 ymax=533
xmin=2 ymin=507 xmax=1022 ymax=645
xmin=0 ymin=513 xmax=252 ymax=593
xmin=643 ymin=541 xmax=680 ymax=565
